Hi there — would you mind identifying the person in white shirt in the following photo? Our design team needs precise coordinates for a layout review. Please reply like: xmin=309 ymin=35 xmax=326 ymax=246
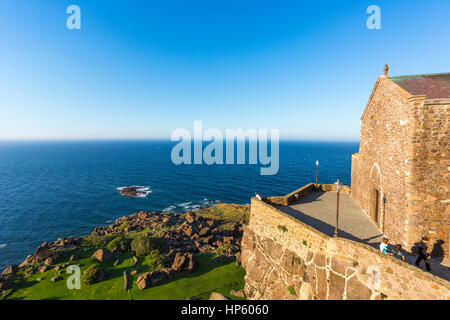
xmin=379 ymin=238 xmax=392 ymax=255
xmin=255 ymin=192 xmax=262 ymax=201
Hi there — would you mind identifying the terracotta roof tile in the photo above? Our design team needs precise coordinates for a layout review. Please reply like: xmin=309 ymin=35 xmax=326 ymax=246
xmin=390 ymin=73 xmax=450 ymax=99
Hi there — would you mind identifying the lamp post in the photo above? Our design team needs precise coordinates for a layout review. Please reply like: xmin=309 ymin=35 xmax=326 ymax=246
xmin=315 ymin=160 xmax=319 ymax=186
xmin=334 ymin=179 xmax=343 ymax=237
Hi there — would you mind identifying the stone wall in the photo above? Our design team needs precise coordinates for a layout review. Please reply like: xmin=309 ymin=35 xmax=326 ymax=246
xmin=407 ymin=98 xmax=450 ymax=259
xmin=351 ymin=76 xmax=449 ymax=261
xmin=351 ymin=76 xmax=413 ymax=247
xmin=241 ymin=199 xmax=450 ymax=300
xmin=266 ymin=183 xmax=350 ymax=206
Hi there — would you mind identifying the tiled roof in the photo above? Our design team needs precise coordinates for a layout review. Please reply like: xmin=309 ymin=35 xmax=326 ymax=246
xmin=390 ymin=73 xmax=450 ymax=99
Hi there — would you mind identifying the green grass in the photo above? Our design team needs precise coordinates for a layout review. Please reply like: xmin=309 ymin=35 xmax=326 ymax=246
xmin=6 ymin=249 xmax=245 ymax=300
xmin=196 ymin=204 xmax=250 ymax=224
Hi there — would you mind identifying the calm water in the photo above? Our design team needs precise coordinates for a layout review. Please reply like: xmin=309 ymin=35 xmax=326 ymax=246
xmin=0 ymin=140 xmax=358 ymax=269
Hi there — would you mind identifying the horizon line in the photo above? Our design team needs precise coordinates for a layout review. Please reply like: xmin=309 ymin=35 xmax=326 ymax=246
xmin=0 ymin=138 xmax=360 ymax=143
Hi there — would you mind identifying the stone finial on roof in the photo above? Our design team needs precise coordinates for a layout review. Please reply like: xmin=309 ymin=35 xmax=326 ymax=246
xmin=384 ymin=64 xmax=389 ymax=77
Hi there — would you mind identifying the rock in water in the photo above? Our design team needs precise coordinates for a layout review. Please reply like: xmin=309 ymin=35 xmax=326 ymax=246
xmin=118 ymin=186 xmax=150 ymax=198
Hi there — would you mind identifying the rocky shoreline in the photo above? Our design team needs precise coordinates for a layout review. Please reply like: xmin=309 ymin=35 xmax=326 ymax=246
xmin=0 ymin=204 xmax=249 ymax=297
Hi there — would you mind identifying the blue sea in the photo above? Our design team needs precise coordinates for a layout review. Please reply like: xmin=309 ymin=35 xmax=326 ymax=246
xmin=0 ymin=141 xmax=358 ymax=270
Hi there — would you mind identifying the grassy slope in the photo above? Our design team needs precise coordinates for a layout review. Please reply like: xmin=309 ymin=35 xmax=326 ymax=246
xmin=6 ymin=204 xmax=250 ymax=300
xmin=7 ymin=250 xmax=245 ymax=300
xmin=196 ymin=203 xmax=250 ymax=224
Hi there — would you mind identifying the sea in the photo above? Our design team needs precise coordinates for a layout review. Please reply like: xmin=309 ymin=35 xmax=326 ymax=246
xmin=0 ymin=140 xmax=358 ymax=270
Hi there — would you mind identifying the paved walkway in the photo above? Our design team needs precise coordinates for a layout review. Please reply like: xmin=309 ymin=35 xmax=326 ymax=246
xmin=276 ymin=191 xmax=450 ymax=282
xmin=277 ymin=191 xmax=384 ymax=247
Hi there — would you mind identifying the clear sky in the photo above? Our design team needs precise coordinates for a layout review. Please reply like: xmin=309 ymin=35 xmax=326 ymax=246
xmin=0 ymin=0 xmax=449 ymax=141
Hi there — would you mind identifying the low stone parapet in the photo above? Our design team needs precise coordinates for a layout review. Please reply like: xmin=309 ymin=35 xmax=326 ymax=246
xmin=242 ymin=198 xmax=450 ymax=300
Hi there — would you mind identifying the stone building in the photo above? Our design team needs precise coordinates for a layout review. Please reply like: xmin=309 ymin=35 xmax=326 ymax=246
xmin=351 ymin=67 xmax=450 ymax=262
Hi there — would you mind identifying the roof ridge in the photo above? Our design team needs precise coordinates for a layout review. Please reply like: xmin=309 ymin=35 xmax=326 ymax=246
xmin=389 ymin=72 xmax=450 ymax=79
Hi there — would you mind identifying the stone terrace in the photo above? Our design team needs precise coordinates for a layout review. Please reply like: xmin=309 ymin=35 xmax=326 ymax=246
xmin=277 ymin=191 xmax=383 ymax=248
xmin=268 ymin=184 xmax=450 ymax=282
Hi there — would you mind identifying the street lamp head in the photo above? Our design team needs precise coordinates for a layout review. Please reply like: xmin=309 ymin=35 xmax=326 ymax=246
xmin=334 ymin=179 xmax=343 ymax=192
xmin=316 ymin=160 xmax=319 ymax=167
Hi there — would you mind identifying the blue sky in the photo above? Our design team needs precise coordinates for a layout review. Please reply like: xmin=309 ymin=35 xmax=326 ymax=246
xmin=0 ymin=0 xmax=449 ymax=140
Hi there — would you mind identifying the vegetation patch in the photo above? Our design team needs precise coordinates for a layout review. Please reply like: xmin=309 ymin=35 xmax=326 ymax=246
xmin=82 ymin=263 xmax=103 ymax=285
xmin=81 ymin=234 xmax=116 ymax=248
xmin=130 ymin=235 xmax=156 ymax=256
xmin=196 ymin=204 xmax=250 ymax=225
xmin=278 ymin=225 xmax=288 ymax=233
xmin=142 ymin=249 xmax=167 ymax=271
xmin=6 ymin=253 xmax=245 ymax=300
xmin=287 ymin=286 xmax=296 ymax=295
xmin=106 ymin=235 xmax=130 ymax=251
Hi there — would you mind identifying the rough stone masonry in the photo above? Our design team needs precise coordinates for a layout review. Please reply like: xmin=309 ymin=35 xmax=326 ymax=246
xmin=241 ymin=199 xmax=450 ymax=300
xmin=351 ymin=72 xmax=450 ymax=262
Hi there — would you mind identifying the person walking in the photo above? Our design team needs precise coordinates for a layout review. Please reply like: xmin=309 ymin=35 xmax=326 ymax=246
xmin=392 ymin=244 xmax=405 ymax=261
xmin=415 ymin=237 xmax=431 ymax=271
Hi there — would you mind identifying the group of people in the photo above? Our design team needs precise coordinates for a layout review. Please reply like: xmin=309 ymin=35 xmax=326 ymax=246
xmin=380 ymin=236 xmax=431 ymax=272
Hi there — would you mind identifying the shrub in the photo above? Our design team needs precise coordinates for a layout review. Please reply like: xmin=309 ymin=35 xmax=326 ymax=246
xmin=106 ymin=235 xmax=129 ymax=251
xmin=143 ymin=249 xmax=166 ymax=271
xmin=81 ymin=235 xmax=115 ymax=248
xmin=83 ymin=263 xmax=103 ymax=285
xmin=278 ymin=225 xmax=288 ymax=233
xmin=130 ymin=235 xmax=154 ymax=256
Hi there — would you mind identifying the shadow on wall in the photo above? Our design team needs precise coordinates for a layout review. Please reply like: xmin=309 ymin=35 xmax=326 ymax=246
xmin=431 ymin=240 xmax=445 ymax=263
